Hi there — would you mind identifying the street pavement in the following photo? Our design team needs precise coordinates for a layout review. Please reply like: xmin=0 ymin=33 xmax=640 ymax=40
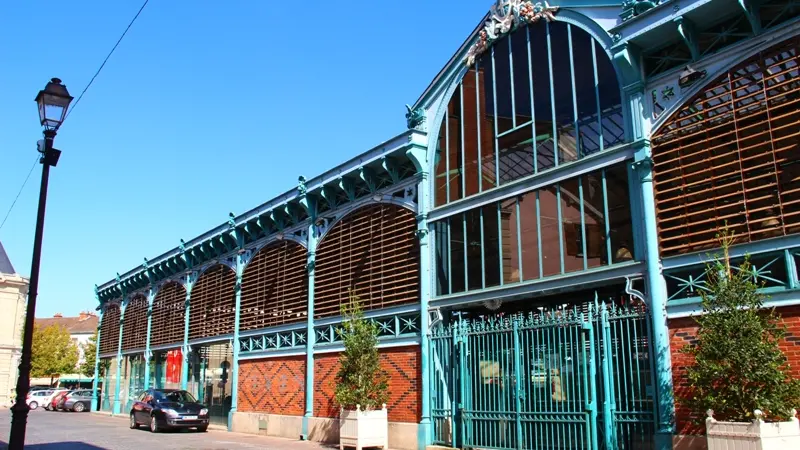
xmin=0 ymin=408 xmax=334 ymax=450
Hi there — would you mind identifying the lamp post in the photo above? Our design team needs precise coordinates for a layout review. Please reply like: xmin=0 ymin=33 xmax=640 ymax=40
xmin=8 ymin=78 xmax=72 ymax=450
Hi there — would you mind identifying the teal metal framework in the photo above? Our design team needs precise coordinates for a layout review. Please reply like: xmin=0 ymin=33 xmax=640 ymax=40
xmin=429 ymin=299 xmax=654 ymax=450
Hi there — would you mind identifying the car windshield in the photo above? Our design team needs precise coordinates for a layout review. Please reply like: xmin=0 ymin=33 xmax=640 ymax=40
xmin=158 ymin=390 xmax=196 ymax=403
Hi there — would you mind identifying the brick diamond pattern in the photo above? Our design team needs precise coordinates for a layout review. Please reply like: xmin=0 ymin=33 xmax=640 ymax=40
xmin=314 ymin=346 xmax=421 ymax=423
xmin=238 ymin=356 xmax=305 ymax=415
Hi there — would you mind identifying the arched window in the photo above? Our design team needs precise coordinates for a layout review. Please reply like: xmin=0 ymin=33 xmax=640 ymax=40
xmin=150 ymin=282 xmax=187 ymax=347
xmin=434 ymin=21 xmax=624 ymax=206
xmin=189 ymin=264 xmax=236 ymax=340
xmin=121 ymin=295 xmax=148 ymax=351
xmin=652 ymin=36 xmax=800 ymax=255
xmin=99 ymin=303 xmax=121 ymax=354
xmin=240 ymin=240 xmax=308 ymax=331
xmin=315 ymin=204 xmax=419 ymax=318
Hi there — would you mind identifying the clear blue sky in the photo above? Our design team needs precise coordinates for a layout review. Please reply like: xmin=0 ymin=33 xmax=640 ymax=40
xmin=0 ymin=1 xmax=488 ymax=317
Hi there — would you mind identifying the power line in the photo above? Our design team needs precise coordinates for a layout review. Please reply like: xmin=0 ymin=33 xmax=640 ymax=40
xmin=0 ymin=156 xmax=39 ymax=231
xmin=0 ymin=0 xmax=150 ymax=232
xmin=64 ymin=0 xmax=150 ymax=123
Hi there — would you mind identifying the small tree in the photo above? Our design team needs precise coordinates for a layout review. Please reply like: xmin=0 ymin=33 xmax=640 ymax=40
xmin=79 ymin=331 xmax=101 ymax=379
xmin=681 ymin=231 xmax=800 ymax=422
xmin=334 ymin=293 xmax=389 ymax=411
xmin=31 ymin=324 xmax=79 ymax=385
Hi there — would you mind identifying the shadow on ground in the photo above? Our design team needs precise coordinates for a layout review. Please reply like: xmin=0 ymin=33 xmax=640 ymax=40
xmin=0 ymin=441 xmax=108 ymax=449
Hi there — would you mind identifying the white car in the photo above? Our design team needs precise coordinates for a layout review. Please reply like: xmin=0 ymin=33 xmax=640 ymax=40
xmin=26 ymin=389 xmax=53 ymax=410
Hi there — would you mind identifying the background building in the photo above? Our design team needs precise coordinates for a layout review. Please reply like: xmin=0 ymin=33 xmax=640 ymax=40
xmin=0 ymin=241 xmax=28 ymax=406
xmin=92 ymin=1 xmax=800 ymax=449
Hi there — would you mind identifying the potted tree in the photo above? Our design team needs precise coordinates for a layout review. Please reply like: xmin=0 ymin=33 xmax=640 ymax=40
xmin=335 ymin=294 xmax=389 ymax=450
xmin=681 ymin=232 xmax=800 ymax=448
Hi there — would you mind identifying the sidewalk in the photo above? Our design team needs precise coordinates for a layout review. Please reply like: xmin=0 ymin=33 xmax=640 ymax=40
xmin=94 ymin=411 xmax=337 ymax=449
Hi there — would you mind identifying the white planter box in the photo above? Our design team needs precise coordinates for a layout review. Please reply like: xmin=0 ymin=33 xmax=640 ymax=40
xmin=706 ymin=409 xmax=800 ymax=450
xmin=339 ymin=404 xmax=388 ymax=450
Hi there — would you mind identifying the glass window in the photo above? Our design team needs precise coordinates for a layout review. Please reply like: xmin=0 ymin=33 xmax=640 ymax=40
xmin=435 ymin=221 xmax=450 ymax=296
xmin=465 ymin=208 xmax=483 ymax=291
xmin=500 ymin=198 xmax=521 ymax=284
xmin=483 ymin=203 xmax=502 ymax=288
xmin=450 ymin=215 xmax=466 ymax=294
xmin=583 ymin=171 xmax=608 ymax=268
xmin=433 ymin=20 xmax=627 ymax=206
xmin=606 ymin=164 xmax=634 ymax=262
xmin=560 ymin=177 xmax=584 ymax=273
xmin=539 ymin=188 xmax=561 ymax=277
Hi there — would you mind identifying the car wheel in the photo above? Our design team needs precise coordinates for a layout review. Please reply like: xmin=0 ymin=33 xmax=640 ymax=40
xmin=73 ymin=402 xmax=86 ymax=413
xmin=130 ymin=413 xmax=139 ymax=429
xmin=29 ymin=401 xmax=38 ymax=410
xmin=150 ymin=415 xmax=159 ymax=433
xmin=196 ymin=426 xmax=208 ymax=432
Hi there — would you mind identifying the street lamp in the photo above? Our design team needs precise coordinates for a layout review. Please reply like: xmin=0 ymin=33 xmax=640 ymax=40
xmin=8 ymin=78 xmax=72 ymax=450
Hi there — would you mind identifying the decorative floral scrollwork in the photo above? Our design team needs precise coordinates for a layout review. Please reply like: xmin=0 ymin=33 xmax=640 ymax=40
xmin=464 ymin=0 xmax=559 ymax=67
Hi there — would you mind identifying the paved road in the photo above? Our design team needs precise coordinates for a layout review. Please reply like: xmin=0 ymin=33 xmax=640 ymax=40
xmin=0 ymin=408 xmax=332 ymax=450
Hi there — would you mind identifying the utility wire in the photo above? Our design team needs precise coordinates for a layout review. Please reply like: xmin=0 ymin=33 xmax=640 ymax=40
xmin=64 ymin=0 xmax=150 ymax=123
xmin=0 ymin=156 xmax=39 ymax=231
xmin=0 ymin=0 xmax=150 ymax=232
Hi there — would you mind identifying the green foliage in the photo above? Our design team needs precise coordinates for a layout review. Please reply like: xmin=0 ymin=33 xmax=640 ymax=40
xmin=681 ymin=232 xmax=800 ymax=422
xmin=79 ymin=331 xmax=101 ymax=378
xmin=334 ymin=294 xmax=389 ymax=411
xmin=31 ymin=324 xmax=79 ymax=378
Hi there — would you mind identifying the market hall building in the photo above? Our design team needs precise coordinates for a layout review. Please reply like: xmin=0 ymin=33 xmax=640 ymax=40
xmin=91 ymin=1 xmax=800 ymax=449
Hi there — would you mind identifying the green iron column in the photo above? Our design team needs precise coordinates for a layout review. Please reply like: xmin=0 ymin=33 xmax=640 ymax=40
xmin=405 ymin=131 xmax=431 ymax=450
xmin=634 ymin=151 xmax=675 ymax=449
xmin=228 ymin=248 xmax=246 ymax=431
xmin=303 ymin=223 xmax=317 ymax=439
xmin=181 ymin=274 xmax=195 ymax=390
xmin=113 ymin=297 xmax=126 ymax=415
xmin=90 ymin=307 xmax=103 ymax=411
xmin=143 ymin=285 xmax=155 ymax=389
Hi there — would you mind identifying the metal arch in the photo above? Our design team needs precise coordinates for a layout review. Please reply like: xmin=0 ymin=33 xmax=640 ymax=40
xmin=425 ymin=64 xmax=469 ymax=182
xmin=315 ymin=192 xmax=419 ymax=244
xmin=155 ymin=278 xmax=187 ymax=294
xmin=650 ymin=25 xmax=800 ymax=134
xmin=124 ymin=291 xmax=148 ymax=308
xmin=556 ymin=9 xmax=615 ymax=58
xmin=241 ymin=235 xmax=308 ymax=275
xmin=194 ymin=261 xmax=236 ymax=282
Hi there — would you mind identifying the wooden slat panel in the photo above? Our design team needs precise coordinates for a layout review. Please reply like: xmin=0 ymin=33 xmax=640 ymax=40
xmin=99 ymin=303 xmax=121 ymax=354
xmin=121 ymin=295 xmax=148 ymax=351
xmin=150 ymin=282 xmax=187 ymax=347
xmin=189 ymin=265 xmax=236 ymax=340
xmin=314 ymin=204 xmax=420 ymax=319
xmin=652 ymin=36 xmax=800 ymax=256
xmin=240 ymin=241 xmax=308 ymax=332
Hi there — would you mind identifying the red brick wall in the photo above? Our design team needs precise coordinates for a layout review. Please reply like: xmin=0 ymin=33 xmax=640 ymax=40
xmin=237 ymin=356 xmax=306 ymax=415
xmin=669 ymin=305 xmax=800 ymax=434
xmin=314 ymin=346 xmax=421 ymax=423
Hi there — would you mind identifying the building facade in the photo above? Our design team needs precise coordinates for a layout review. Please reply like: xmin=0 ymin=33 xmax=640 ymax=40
xmin=0 ymin=241 xmax=28 ymax=406
xmin=93 ymin=1 xmax=800 ymax=449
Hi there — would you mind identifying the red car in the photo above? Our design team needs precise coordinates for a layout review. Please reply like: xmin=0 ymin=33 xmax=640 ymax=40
xmin=50 ymin=391 xmax=71 ymax=411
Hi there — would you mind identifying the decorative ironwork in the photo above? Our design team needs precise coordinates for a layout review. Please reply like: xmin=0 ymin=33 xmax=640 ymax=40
xmin=620 ymin=0 xmax=659 ymax=22
xmin=666 ymin=249 xmax=794 ymax=302
xmin=314 ymin=312 xmax=421 ymax=346
xmin=464 ymin=0 xmax=559 ymax=67
xmin=405 ymin=104 xmax=426 ymax=130
xmin=239 ymin=328 xmax=307 ymax=353
xmin=429 ymin=301 xmax=654 ymax=449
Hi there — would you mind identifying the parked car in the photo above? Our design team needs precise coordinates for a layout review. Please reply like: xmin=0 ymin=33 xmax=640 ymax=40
xmin=57 ymin=389 xmax=91 ymax=412
xmin=50 ymin=390 xmax=72 ymax=411
xmin=129 ymin=389 xmax=209 ymax=433
xmin=43 ymin=389 xmax=69 ymax=411
xmin=62 ymin=389 xmax=93 ymax=412
xmin=26 ymin=390 xmax=53 ymax=410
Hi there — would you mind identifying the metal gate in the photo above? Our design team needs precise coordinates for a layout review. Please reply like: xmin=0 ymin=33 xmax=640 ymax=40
xmin=430 ymin=302 xmax=656 ymax=450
